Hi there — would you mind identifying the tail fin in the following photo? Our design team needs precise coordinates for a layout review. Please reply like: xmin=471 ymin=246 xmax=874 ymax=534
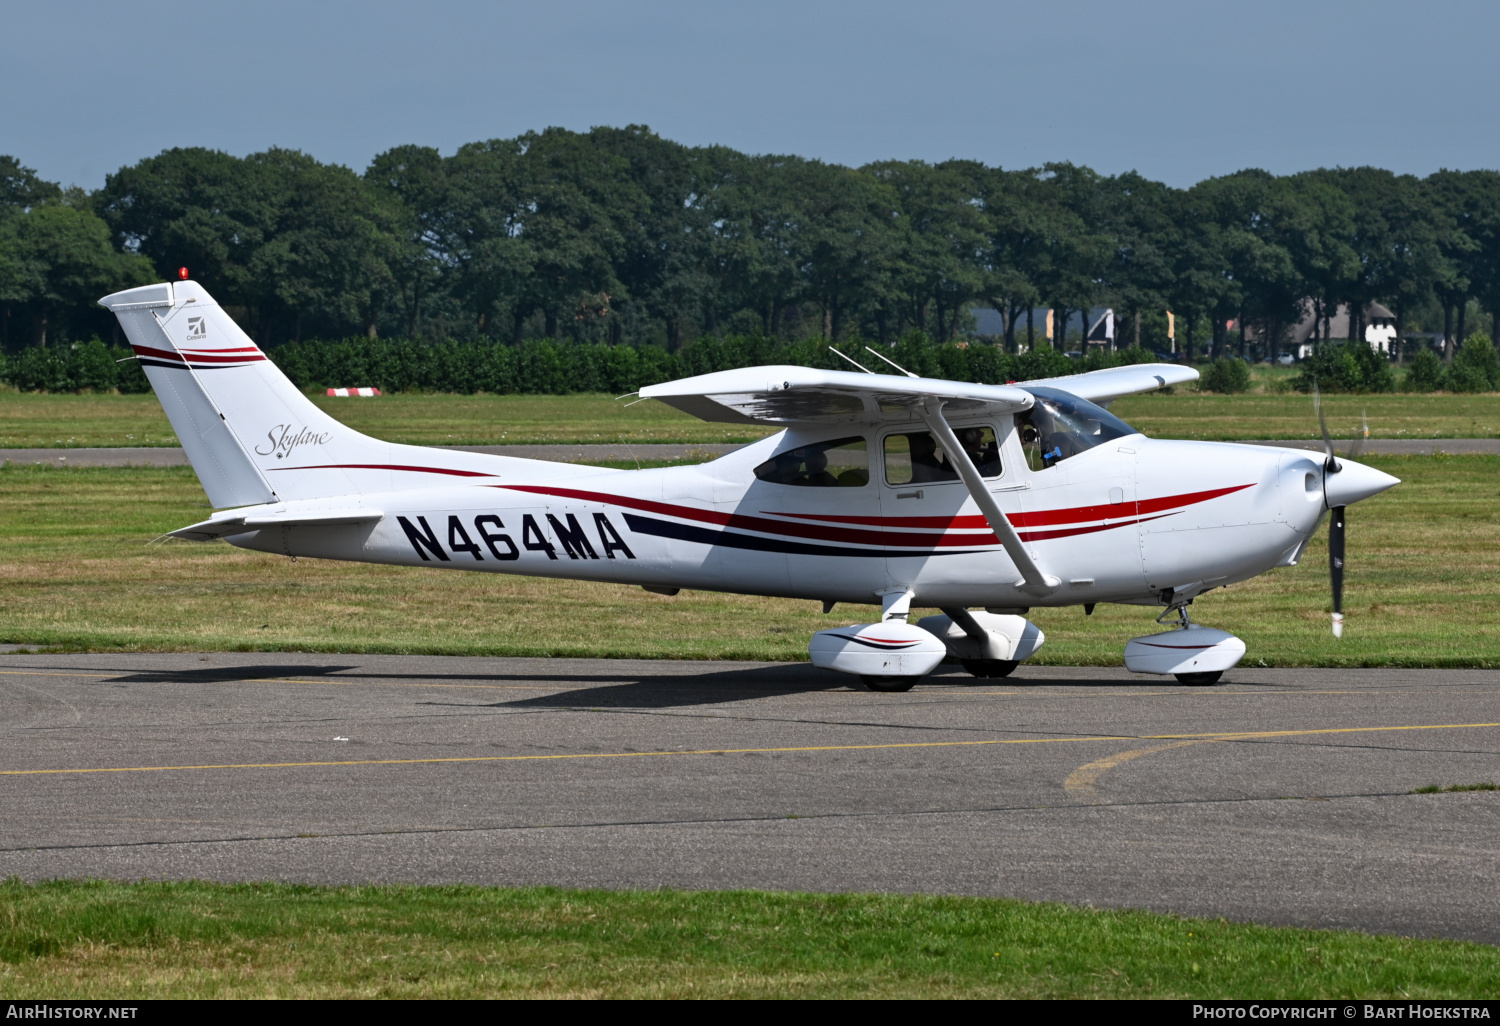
xmin=100 ymin=279 xmax=464 ymax=507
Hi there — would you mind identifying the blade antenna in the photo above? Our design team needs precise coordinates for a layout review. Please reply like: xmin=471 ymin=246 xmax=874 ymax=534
xmin=828 ymin=347 xmax=875 ymax=373
xmin=864 ymin=346 xmax=919 ymax=378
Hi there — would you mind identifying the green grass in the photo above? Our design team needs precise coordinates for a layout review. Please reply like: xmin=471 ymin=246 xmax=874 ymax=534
xmin=1411 ymin=783 xmax=1500 ymax=794
xmin=0 ymin=880 xmax=1494 ymax=998
xmin=0 ymin=391 xmax=777 ymax=448
xmin=1110 ymin=390 xmax=1500 ymax=441
xmin=2 ymin=388 xmax=1497 ymax=449
xmin=0 ymin=456 xmax=1495 ymax=665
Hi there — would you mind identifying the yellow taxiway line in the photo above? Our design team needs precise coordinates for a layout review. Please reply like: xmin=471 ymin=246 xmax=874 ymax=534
xmin=2 ymin=722 xmax=1496 ymax=778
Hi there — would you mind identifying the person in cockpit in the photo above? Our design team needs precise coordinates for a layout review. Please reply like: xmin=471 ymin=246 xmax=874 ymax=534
xmin=768 ymin=450 xmax=804 ymax=484
xmin=797 ymin=449 xmax=839 ymax=487
xmin=909 ymin=432 xmax=949 ymax=483
xmin=956 ymin=426 xmax=1000 ymax=477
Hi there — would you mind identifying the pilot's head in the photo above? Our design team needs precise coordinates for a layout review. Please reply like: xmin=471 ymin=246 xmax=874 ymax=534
xmin=910 ymin=433 xmax=936 ymax=455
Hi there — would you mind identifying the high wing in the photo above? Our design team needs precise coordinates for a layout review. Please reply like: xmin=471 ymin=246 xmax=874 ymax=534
xmin=638 ymin=361 xmax=1193 ymax=426
xmin=637 ymin=365 xmax=1034 ymax=425
xmin=1018 ymin=362 xmax=1198 ymax=404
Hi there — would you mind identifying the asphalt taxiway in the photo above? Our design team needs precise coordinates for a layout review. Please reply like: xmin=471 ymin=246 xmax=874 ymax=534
xmin=1 ymin=654 xmax=1496 ymax=943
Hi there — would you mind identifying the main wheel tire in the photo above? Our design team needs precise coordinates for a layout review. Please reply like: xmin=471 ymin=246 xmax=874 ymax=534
xmin=1174 ymin=670 xmax=1223 ymax=686
xmin=960 ymin=659 xmax=1020 ymax=679
xmin=861 ymin=675 xmax=919 ymax=692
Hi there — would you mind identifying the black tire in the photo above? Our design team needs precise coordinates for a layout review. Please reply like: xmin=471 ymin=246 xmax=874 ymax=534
xmin=960 ymin=659 xmax=1020 ymax=679
xmin=1174 ymin=671 xmax=1223 ymax=686
xmin=861 ymin=675 xmax=918 ymax=692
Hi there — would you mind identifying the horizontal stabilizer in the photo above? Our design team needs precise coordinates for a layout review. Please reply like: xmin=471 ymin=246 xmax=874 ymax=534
xmin=169 ymin=507 xmax=383 ymax=541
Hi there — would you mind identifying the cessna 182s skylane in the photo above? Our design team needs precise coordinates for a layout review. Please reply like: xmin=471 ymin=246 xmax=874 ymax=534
xmin=101 ymin=279 xmax=1399 ymax=690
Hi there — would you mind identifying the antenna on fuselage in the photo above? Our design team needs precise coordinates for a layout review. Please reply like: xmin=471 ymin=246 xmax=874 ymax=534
xmin=864 ymin=346 xmax=918 ymax=378
xmin=828 ymin=347 xmax=875 ymax=373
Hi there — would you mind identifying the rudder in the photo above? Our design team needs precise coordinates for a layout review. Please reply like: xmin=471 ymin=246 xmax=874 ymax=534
xmin=100 ymin=280 xmax=399 ymax=506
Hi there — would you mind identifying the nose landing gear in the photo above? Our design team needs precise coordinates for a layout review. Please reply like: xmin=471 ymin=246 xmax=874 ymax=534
xmin=1123 ymin=602 xmax=1245 ymax=685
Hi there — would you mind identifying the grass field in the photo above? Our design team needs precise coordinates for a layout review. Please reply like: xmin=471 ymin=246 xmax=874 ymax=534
xmin=2 ymin=388 xmax=1498 ymax=449
xmin=1114 ymin=390 xmax=1500 ymax=441
xmin=0 ymin=391 xmax=777 ymax=449
xmin=0 ymin=456 xmax=1494 ymax=665
xmin=1 ymin=880 xmax=1495 ymax=998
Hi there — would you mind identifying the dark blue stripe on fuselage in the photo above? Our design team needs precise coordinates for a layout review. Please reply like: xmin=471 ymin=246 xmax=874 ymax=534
xmin=136 ymin=358 xmax=242 ymax=370
xmin=621 ymin=513 xmax=983 ymax=559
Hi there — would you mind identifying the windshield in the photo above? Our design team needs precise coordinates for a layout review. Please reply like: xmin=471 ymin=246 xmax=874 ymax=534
xmin=1018 ymin=387 xmax=1139 ymax=471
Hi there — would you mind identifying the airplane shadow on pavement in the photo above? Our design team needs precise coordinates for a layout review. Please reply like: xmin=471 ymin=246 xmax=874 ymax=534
xmin=431 ymin=665 xmax=1188 ymax=710
xmin=31 ymin=661 xmax=1264 ymax=711
xmin=458 ymin=663 xmax=851 ymax=710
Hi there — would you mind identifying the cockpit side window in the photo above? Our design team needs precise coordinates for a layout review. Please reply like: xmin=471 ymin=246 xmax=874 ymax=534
xmin=753 ymin=436 xmax=869 ymax=487
xmin=1018 ymin=386 xmax=1139 ymax=471
xmin=884 ymin=426 xmax=1001 ymax=485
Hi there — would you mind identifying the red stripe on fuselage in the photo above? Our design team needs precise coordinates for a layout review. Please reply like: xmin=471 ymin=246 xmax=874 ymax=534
xmin=268 ymin=464 xmax=497 ymax=477
xmin=765 ymin=483 xmax=1253 ymax=530
xmin=496 ymin=483 xmax=1244 ymax=549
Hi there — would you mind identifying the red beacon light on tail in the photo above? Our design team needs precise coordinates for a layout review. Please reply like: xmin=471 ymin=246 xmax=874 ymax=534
xmin=178 ymin=267 xmax=190 ymax=280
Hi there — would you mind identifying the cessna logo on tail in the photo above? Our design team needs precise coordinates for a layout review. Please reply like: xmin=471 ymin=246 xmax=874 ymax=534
xmin=185 ymin=315 xmax=206 ymax=340
xmin=254 ymin=424 xmax=332 ymax=460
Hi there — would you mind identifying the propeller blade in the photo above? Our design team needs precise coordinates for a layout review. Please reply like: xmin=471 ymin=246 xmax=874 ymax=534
xmin=1314 ymin=383 xmax=1339 ymax=471
xmin=1329 ymin=504 xmax=1346 ymax=638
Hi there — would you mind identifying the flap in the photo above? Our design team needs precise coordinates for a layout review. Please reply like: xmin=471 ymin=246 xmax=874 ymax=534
xmin=1020 ymin=362 xmax=1199 ymax=404
xmin=169 ymin=507 xmax=383 ymax=541
xmin=638 ymin=365 xmax=1034 ymax=425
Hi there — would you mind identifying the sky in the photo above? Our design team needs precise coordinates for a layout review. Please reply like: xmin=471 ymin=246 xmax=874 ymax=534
xmin=6 ymin=0 xmax=1499 ymax=191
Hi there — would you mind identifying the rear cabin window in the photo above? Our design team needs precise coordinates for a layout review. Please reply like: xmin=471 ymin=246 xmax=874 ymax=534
xmin=753 ymin=436 xmax=869 ymax=487
xmin=883 ymin=426 xmax=1001 ymax=486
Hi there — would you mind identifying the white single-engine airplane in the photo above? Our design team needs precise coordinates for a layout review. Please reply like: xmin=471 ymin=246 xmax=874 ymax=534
xmin=101 ymin=279 xmax=1399 ymax=689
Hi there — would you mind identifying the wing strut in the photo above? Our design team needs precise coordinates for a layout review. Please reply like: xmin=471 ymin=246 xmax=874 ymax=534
xmin=918 ymin=399 xmax=1060 ymax=596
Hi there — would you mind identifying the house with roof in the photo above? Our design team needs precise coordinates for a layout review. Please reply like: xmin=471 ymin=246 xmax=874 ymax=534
xmin=1289 ymin=301 xmax=1398 ymax=358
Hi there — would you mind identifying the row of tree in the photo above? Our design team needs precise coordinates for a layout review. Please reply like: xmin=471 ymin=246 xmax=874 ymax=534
xmin=5 ymin=130 xmax=1500 ymax=362
xmin=10 ymin=331 xmax=1494 ymax=397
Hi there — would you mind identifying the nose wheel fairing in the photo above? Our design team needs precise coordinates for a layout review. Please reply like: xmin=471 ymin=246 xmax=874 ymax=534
xmin=1123 ymin=624 xmax=1246 ymax=680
